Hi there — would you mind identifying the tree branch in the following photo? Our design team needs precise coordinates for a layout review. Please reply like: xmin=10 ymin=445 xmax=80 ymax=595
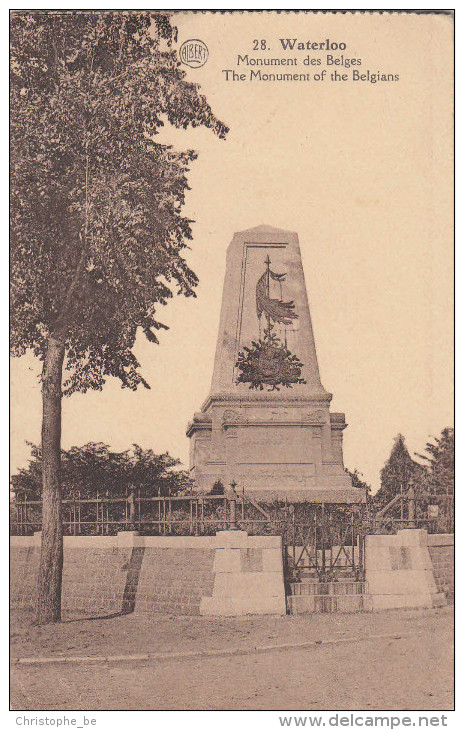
xmin=54 ymin=142 xmax=90 ymax=336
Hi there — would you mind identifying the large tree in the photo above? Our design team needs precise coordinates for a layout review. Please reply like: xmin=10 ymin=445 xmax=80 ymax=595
xmin=10 ymin=10 xmax=227 ymax=623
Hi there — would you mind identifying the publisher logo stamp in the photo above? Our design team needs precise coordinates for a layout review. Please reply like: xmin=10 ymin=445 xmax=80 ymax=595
xmin=179 ymin=39 xmax=209 ymax=68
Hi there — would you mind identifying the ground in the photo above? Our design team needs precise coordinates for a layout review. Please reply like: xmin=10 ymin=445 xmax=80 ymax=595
xmin=10 ymin=607 xmax=453 ymax=711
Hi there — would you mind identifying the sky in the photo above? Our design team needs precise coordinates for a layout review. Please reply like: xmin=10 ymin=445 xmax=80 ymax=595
xmin=10 ymin=11 xmax=453 ymax=491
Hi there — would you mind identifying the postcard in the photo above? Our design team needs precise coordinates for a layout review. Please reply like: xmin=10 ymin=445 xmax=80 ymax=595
xmin=10 ymin=8 xmax=454 ymax=719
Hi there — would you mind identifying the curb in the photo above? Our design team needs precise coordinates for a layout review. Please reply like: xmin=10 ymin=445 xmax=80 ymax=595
xmin=11 ymin=630 xmax=425 ymax=667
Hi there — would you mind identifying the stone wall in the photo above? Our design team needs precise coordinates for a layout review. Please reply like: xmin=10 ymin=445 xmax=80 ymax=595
xmin=427 ymin=534 xmax=454 ymax=603
xmin=12 ymin=529 xmax=451 ymax=617
xmin=10 ymin=531 xmax=285 ymax=618
xmin=10 ymin=533 xmax=216 ymax=618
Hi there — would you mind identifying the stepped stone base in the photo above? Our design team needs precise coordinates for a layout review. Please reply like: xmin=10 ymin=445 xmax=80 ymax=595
xmin=290 ymin=580 xmax=367 ymax=596
xmin=287 ymin=580 xmax=370 ymax=614
xmin=288 ymin=593 xmax=372 ymax=614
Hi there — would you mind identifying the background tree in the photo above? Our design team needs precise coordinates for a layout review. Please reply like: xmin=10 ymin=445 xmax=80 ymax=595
xmin=208 ymin=480 xmax=225 ymax=496
xmin=373 ymin=434 xmax=425 ymax=517
xmin=415 ymin=428 xmax=454 ymax=520
xmin=345 ymin=468 xmax=371 ymax=493
xmin=10 ymin=10 xmax=227 ymax=623
xmin=11 ymin=442 xmax=193 ymax=500
xmin=345 ymin=467 xmax=373 ymax=510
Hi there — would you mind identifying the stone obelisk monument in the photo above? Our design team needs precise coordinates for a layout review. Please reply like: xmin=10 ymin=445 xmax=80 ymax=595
xmin=187 ymin=225 xmax=363 ymax=502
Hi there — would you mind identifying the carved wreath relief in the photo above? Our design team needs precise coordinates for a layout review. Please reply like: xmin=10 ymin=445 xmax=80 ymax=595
xmin=235 ymin=255 xmax=306 ymax=391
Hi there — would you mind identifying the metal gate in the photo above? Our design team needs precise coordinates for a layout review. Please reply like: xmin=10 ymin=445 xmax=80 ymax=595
xmin=282 ymin=503 xmax=366 ymax=583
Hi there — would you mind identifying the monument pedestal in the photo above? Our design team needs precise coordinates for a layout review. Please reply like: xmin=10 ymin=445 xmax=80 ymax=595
xmin=187 ymin=225 xmax=363 ymax=504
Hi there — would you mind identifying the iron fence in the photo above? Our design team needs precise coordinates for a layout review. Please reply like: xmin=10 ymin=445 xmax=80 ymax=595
xmin=10 ymin=489 xmax=453 ymax=539
xmin=10 ymin=489 xmax=292 ymax=536
xmin=10 ymin=491 xmax=238 ymax=536
xmin=363 ymin=515 xmax=454 ymax=535
xmin=280 ymin=503 xmax=366 ymax=581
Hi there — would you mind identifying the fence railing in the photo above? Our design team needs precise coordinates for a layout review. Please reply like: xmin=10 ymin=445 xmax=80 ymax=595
xmin=10 ymin=490 xmax=454 ymax=537
xmin=11 ymin=491 xmax=243 ymax=536
xmin=367 ymin=487 xmax=454 ymax=535
xmin=364 ymin=515 xmax=454 ymax=535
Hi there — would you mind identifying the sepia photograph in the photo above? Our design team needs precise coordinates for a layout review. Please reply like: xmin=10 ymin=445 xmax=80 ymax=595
xmin=9 ymin=7 xmax=454 ymax=719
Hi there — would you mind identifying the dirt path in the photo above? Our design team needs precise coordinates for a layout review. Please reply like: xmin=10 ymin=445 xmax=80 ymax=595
xmin=10 ymin=606 xmax=452 ymax=661
xmin=10 ymin=608 xmax=453 ymax=711
xmin=11 ymin=631 xmax=453 ymax=711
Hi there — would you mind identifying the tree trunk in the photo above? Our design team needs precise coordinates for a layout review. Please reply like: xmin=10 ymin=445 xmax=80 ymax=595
xmin=36 ymin=335 xmax=65 ymax=624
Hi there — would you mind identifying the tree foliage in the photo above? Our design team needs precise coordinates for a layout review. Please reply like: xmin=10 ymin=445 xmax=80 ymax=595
xmin=209 ymin=479 xmax=225 ymax=496
xmin=11 ymin=442 xmax=193 ymax=498
xmin=345 ymin=468 xmax=371 ymax=493
xmin=373 ymin=434 xmax=425 ymax=515
xmin=10 ymin=10 xmax=228 ymax=389
xmin=415 ymin=428 xmax=454 ymax=516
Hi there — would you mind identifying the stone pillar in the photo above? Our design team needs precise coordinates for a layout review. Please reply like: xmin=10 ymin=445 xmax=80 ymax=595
xmin=200 ymin=530 xmax=287 ymax=616
xmin=365 ymin=529 xmax=446 ymax=610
